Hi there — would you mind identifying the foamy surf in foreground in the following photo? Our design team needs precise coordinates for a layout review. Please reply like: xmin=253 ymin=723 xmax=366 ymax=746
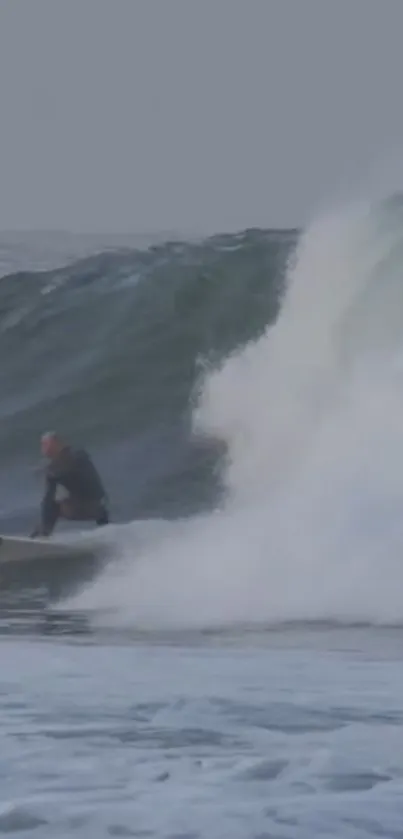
xmin=65 ymin=197 xmax=403 ymax=629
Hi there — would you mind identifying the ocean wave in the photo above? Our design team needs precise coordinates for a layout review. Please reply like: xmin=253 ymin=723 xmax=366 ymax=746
xmin=0 ymin=228 xmax=293 ymax=530
xmin=66 ymin=195 xmax=403 ymax=629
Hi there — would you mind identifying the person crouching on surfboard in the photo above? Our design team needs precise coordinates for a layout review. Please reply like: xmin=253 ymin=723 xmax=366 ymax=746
xmin=31 ymin=432 xmax=109 ymax=538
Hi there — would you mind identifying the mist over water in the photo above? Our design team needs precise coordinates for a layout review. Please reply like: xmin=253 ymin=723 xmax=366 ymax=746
xmin=64 ymin=196 xmax=403 ymax=628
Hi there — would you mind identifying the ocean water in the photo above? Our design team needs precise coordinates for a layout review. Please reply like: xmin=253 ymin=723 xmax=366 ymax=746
xmin=3 ymin=628 xmax=403 ymax=839
xmin=2 ymin=197 xmax=403 ymax=836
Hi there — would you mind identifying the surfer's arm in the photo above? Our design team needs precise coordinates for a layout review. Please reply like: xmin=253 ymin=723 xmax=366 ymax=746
xmin=37 ymin=475 xmax=58 ymax=536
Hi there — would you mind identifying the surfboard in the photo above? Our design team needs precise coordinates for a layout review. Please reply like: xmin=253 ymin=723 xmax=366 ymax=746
xmin=0 ymin=534 xmax=83 ymax=564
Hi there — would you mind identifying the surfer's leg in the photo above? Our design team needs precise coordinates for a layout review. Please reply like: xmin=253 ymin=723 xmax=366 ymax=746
xmin=95 ymin=504 xmax=109 ymax=526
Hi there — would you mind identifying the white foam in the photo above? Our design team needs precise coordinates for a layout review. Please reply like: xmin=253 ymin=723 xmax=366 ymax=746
xmin=66 ymin=195 xmax=403 ymax=628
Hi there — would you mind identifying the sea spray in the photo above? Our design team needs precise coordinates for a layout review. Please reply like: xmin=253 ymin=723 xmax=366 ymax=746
xmin=65 ymin=197 xmax=403 ymax=628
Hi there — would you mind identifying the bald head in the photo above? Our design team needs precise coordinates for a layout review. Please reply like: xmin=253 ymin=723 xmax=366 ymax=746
xmin=41 ymin=432 xmax=65 ymax=460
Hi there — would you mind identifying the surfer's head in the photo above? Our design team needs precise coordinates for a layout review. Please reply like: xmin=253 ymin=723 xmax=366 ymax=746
xmin=41 ymin=431 xmax=65 ymax=459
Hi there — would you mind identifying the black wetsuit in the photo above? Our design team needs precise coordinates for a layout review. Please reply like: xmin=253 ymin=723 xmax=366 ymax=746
xmin=39 ymin=446 xmax=109 ymax=536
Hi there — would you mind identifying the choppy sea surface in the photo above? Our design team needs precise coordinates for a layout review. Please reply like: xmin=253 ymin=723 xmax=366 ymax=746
xmin=3 ymin=197 xmax=403 ymax=836
xmin=4 ymin=627 xmax=403 ymax=839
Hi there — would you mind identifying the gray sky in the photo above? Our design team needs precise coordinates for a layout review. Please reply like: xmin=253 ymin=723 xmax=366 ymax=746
xmin=0 ymin=0 xmax=402 ymax=234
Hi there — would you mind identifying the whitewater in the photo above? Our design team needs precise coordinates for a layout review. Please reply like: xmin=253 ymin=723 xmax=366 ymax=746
xmin=67 ymin=196 xmax=403 ymax=629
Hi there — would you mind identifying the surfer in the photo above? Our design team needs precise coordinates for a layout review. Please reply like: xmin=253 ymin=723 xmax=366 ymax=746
xmin=31 ymin=432 xmax=109 ymax=537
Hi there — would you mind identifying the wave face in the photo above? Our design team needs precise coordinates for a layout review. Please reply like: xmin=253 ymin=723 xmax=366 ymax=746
xmin=65 ymin=195 xmax=403 ymax=629
xmin=0 ymin=228 xmax=292 ymax=531
xmin=6 ymin=197 xmax=403 ymax=630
